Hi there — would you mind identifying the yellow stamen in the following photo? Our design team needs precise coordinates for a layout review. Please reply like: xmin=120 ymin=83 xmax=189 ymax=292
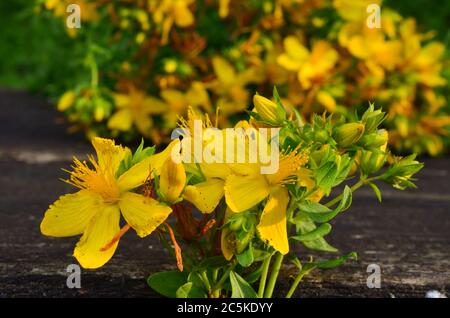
xmin=267 ymin=150 xmax=309 ymax=185
xmin=65 ymin=155 xmax=120 ymax=203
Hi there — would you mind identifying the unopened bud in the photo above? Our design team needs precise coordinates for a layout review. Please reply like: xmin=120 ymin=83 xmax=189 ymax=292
xmin=57 ymin=91 xmax=76 ymax=111
xmin=333 ymin=123 xmax=365 ymax=148
xmin=360 ymin=150 xmax=387 ymax=175
xmin=359 ymin=129 xmax=388 ymax=149
xmin=159 ymin=158 xmax=186 ymax=204
xmin=253 ymin=94 xmax=286 ymax=125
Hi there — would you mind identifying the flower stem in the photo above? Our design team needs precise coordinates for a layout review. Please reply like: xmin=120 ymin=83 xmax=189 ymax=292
xmin=325 ymin=177 xmax=375 ymax=208
xmin=212 ymin=261 xmax=236 ymax=293
xmin=263 ymin=252 xmax=284 ymax=298
xmin=258 ymin=254 xmax=273 ymax=298
xmin=285 ymin=270 xmax=308 ymax=298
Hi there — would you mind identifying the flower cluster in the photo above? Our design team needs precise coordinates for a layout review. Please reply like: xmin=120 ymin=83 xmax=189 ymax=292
xmin=38 ymin=0 xmax=449 ymax=155
xmin=41 ymin=91 xmax=423 ymax=298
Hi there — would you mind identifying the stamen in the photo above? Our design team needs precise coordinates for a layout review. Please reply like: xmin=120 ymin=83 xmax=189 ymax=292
xmin=201 ymin=219 xmax=217 ymax=236
xmin=165 ymin=222 xmax=184 ymax=272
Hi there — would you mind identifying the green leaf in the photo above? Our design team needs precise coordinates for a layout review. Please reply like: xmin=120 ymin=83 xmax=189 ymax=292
xmin=229 ymin=271 xmax=258 ymax=298
xmin=298 ymin=202 xmax=338 ymax=223
xmin=335 ymin=185 xmax=352 ymax=212
xmin=252 ymin=249 xmax=271 ymax=262
xmin=196 ymin=256 xmax=228 ymax=270
xmin=245 ymin=265 xmax=263 ymax=284
xmin=236 ymin=244 xmax=254 ymax=267
xmin=368 ymin=182 xmax=382 ymax=202
xmin=298 ymin=202 xmax=332 ymax=214
xmin=147 ymin=270 xmax=188 ymax=298
xmin=291 ymin=223 xmax=332 ymax=241
xmin=176 ymin=282 xmax=207 ymax=298
xmin=302 ymin=237 xmax=338 ymax=253
xmin=315 ymin=161 xmax=339 ymax=194
xmin=314 ymin=252 xmax=357 ymax=269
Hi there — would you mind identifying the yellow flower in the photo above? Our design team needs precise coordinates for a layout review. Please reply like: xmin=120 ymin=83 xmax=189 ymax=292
xmin=108 ymin=87 xmax=167 ymax=138
xmin=333 ymin=0 xmax=381 ymax=22
xmin=150 ymin=0 xmax=195 ymax=44
xmin=209 ymin=57 xmax=264 ymax=116
xmin=277 ymin=37 xmax=338 ymax=89
xmin=176 ymin=108 xmax=230 ymax=213
xmin=224 ymin=151 xmax=308 ymax=254
xmin=160 ymin=82 xmax=212 ymax=127
xmin=339 ymin=21 xmax=402 ymax=72
xmin=40 ymin=138 xmax=173 ymax=269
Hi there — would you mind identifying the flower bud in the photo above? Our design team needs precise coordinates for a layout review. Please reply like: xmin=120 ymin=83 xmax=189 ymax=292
xmin=314 ymin=129 xmax=329 ymax=144
xmin=359 ymin=150 xmax=387 ymax=175
xmin=57 ymin=91 xmax=76 ymax=111
xmin=159 ymin=158 xmax=186 ymax=204
xmin=362 ymin=103 xmax=386 ymax=134
xmin=333 ymin=123 xmax=365 ymax=148
xmin=253 ymin=94 xmax=286 ymax=125
xmin=236 ymin=226 xmax=255 ymax=254
xmin=359 ymin=129 xmax=388 ymax=149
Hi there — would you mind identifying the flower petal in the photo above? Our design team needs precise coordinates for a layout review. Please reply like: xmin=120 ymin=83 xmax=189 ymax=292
xmin=40 ymin=190 xmax=101 ymax=237
xmin=257 ymin=186 xmax=289 ymax=255
xmin=73 ymin=204 xmax=121 ymax=269
xmin=183 ymin=179 xmax=224 ymax=214
xmin=119 ymin=192 xmax=172 ymax=237
xmin=91 ymin=137 xmax=129 ymax=175
xmin=212 ymin=57 xmax=235 ymax=85
xmin=108 ymin=109 xmax=133 ymax=131
xmin=224 ymin=174 xmax=270 ymax=212
xmin=117 ymin=140 xmax=179 ymax=191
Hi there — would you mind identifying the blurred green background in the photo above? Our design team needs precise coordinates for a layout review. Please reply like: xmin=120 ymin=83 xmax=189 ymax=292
xmin=1 ymin=0 xmax=449 ymax=95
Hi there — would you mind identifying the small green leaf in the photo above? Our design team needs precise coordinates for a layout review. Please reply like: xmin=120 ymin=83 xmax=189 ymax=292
xmin=299 ymin=202 xmax=332 ymax=214
xmin=176 ymin=282 xmax=207 ymax=298
xmin=299 ymin=202 xmax=338 ymax=223
xmin=368 ymin=182 xmax=382 ymax=202
xmin=302 ymin=237 xmax=338 ymax=253
xmin=229 ymin=271 xmax=258 ymax=298
xmin=245 ymin=265 xmax=263 ymax=284
xmin=236 ymin=244 xmax=254 ymax=267
xmin=335 ymin=185 xmax=352 ymax=212
xmin=147 ymin=270 xmax=188 ymax=298
xmin=316 ymin=161 xmax=338 ymax=194
xmin=252 ymin=249 xmax=271 ymax=262
xmin=291 ymin=223 xmax=332 ymax=241
xmin=314 ymin=252 xmax=357 ymax=269
xmin=196 ymin=256 xmax=228 ymax=270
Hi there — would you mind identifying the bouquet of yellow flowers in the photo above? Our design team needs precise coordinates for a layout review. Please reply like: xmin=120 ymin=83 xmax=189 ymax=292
xmin=40 ymin=91 xmax=423 ymax=297
xmin=37 ymin=0 xmax=449 ymax=156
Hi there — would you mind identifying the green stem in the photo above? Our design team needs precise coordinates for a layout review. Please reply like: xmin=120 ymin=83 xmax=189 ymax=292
xmin=264 ymin=252 xmax=284 ymax=298
xmin=257 ymin=254 xmax=273 ymax=298
xmin=212 ymin=262 xmax=236 ymax=292
xmin=285 ymin=271 xmax=307 ymax=298
xmin=325 ymin=177 xmax=375 ymax=208
xmin=201 ymin=270 xmax=212 ymax=291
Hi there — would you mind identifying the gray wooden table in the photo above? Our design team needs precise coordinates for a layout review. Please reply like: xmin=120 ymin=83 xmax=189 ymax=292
xmin=0 ymin=89 xmax=449 ymax=298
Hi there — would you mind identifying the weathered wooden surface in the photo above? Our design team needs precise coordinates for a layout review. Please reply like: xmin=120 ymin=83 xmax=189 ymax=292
xmin=0 ymin=89 xmax=449 ymax=298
